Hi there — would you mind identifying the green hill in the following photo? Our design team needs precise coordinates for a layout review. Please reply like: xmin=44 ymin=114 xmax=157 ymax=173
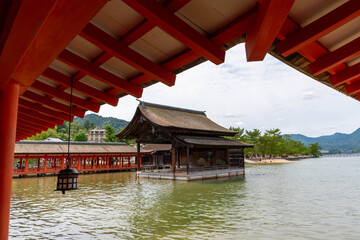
xmin=290 ymin=128 xmax=360 ymax=150
xmin=74 ymin=114 xmax=129 ymax=133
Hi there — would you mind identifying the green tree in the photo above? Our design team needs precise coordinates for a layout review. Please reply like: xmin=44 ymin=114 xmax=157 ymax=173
xmin=73 ymin=130 xmax=88 ymax=141
xmin=265 ymin=128 xmax=282 ymax=155
xmin=309 ymin=143 xmax=322 ymax=157
xmin=227 ymin=127 xmax=246 ymax=142
xmin=245 ymin=129 xmax=261 ymax=156
xmin=83 ymin=119 xmax=95 ymax=131
xmin=103 ymin=125 xmax=120 ymax=142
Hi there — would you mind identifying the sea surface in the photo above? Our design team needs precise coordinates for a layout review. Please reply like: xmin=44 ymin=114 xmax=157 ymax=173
xmin=9 ymin=156 xmax=360 ymax=239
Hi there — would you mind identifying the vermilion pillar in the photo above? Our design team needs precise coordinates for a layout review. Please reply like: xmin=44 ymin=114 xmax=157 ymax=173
xmin=25 ymin=156 xmax=29 ymax=173
xmin=0 ymin=81 xmax=19 ymax=239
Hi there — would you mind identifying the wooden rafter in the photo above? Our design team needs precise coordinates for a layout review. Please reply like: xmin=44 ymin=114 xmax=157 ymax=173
xmin=277 ymin=15 xmax=348 ymax=75
xmin=330 ymin=62 xmax=360 ymax=87
xmin=72 ymin=0 xmax=189 ymax=94
xmin=18 ymin=106 xmax=64 ymax=126
xmin=277 ymin=0 xmax=360 ymax=57
xmin=31 ymin=80 xmax=100 ymax=112
xmin=122 ymin=0 xmax=225 ymax=65
xmin=80 ymin=24 xmax=176 ymax=86
xmin=42 ymin=68 xmax=118 ymax=106
xmin=22 ymin=91 xmax=85 ymax=118
xmin=17 ymin=113 xmax=56 ymax=129
xmin=308 ymin=37 xmax=360 ymax=76
xmin=57 ymin=49 xmax=143 ymax=98
xmin=345 ymin=80 xmax=360 ymax=95
xmin=126 ymin=9 xmax=256 ymax=87
xmin=245 ymin=0 xmax=294 ymax=61
xmin=19 ymin=98 xmax=71 ymax=121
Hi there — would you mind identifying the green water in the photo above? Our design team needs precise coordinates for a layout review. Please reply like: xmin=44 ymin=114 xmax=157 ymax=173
xmin=10 ymin=157 xmax=360 ymax=239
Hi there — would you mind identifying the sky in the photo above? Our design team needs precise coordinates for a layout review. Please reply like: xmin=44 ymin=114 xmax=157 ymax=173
xmin=90 ymin=43 xmax=360 ymax=137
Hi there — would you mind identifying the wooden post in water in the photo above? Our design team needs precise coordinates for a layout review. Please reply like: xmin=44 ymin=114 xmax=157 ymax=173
xmin=137 ymin=142 xmax=141 ymax=170
xmin=186 ymin=147 xmax=190 ymax=174
xmin=25 ymin=156 xmax=29 ymax=173
xmin=43 ymin=155 xmax=47 ymax=172
xmin=177 ymin=149 xmax=181 ymax=168
xmin=171 ymin=139 xmax=176 ymax=174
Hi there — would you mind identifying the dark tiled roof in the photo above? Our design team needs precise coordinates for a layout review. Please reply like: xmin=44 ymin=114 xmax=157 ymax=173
xmin=175 ymin=135 xmax=254 ymax=148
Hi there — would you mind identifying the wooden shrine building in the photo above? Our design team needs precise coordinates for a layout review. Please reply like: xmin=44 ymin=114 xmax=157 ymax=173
xmin=117 ymin=101 xmax=253 ymax=180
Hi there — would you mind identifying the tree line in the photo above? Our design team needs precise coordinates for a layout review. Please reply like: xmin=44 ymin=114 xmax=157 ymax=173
xmin=25 ymin=119 xmax=321 ymax=157
xmin=26 ymin=119 xmax=122 ymax=142
xmin=227 ymin=127 xmax=321 ymax=157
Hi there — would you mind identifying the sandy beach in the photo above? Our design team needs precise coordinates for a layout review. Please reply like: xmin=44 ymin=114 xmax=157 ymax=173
xmin=245 ymin=159 xmax=292 ymax=164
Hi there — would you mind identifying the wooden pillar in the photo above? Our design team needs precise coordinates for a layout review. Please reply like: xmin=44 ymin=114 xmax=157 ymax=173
xmin=171 ymin=141 xmax=176 ymax=174
xmin=62 ymin=157 xmax=65 ymax=169
xmin=177 ymin=149 xmax=180 ymax=168
xmin=43 ymin=155 xmax=47 ymax=172
xmin=25 ymin=156 xmax=29 ymax=173
xmin=106 ymin=156 xmax=109 ymax=169
xmin=186 ymin=147 xmax=190 ymax=174
xmin=77 ymin=157 xmax=81 ymax=171
xmin=92 ymin=155 xmax=95 ymax=170
xmin=0 ymin=81 xmax=19 ymax=239
xmin=19 ymin=158 xmax=23 ymax=170
xmin=37 ymin=158 xmax=40 ymax=171
xmin=137 ymin=142 xmax=141 ymax=170
xmin=227 ymin=149 xmax=230 ymax=168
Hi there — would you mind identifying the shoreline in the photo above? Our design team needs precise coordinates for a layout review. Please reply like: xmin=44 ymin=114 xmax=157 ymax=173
xmin=245 ymin=158 xmax=293 ymax=164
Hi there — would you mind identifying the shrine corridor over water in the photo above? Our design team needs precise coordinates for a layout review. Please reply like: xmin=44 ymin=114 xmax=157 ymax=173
xmin=10 ymin=157 xmax=360 ymax=239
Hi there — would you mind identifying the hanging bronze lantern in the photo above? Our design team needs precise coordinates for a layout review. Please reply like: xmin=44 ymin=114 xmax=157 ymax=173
xmin=55 ymin=76 xmax=80 ymax=194
xmin=56 ymin=159 xmax=79 ymax=194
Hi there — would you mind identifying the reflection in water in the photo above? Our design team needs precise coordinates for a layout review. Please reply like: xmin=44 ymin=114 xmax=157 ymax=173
xmin=10 ymin=157 xmax=360 ymax=239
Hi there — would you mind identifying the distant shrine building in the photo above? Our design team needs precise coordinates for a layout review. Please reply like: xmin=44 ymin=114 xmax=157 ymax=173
xmin=117 ymin=101 xmax=253 ymax=181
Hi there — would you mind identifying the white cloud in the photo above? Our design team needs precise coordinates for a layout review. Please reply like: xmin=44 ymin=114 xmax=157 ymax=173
xmin=235 ymin=121 xmax=244 ymax=126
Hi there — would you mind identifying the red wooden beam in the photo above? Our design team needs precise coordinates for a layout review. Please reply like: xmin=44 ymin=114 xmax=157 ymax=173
xmin=42 ymin=68 xmax=118 ymax=106
xmin=122 ymin=0 xmax=225 ymax=65
xmin=16 ymin=125 xmax=36 ymax=135
xmin=31 ymin=80 xmax=100 ymax=112
xmin=329 ymin=62 xmax=360 ymax=87
xmin=18 ymin=113 xmax=56 ymax=129
xmin=126 ymin=9 xmax=256 ymax=87
xmin=17 ymin=123 xmax=48 ymax=137
xmin=73 ymin=0 xmax=189 ymax=90
xmin=0 ymin=0 xmax=58 ymax=91
xmin=57 ymin=50 xmax=143 ymax=98
xmin=345 ymin=80 xmax=360 ymax=95
xmin=18 ymin=106 xmax=64 ymax=126
xmin=18 ymin=98 xmax=71 ymax=121
xmin=9 ymin=0 xmax=108 ymax=95
xmin=17 ymin=121 xmax=47 ymax=134
xmin=308 ymin=37 xmax=360 ymax=76
xmin=245 ymin=0 xmax=294 ymax=61
xmin=80 ymin=24 xmax=176 ymax=86
xmin=277 ymin=0 xmax=360 ymax=57
xmin=22 ymin=91 xmax=85 ymax=118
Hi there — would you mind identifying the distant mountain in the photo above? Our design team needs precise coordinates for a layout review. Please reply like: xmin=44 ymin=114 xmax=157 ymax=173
xmin=290 ymin=128 xmax=360 ymax=150
xmin=74 ymin=114 xmax=129 ymax=133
